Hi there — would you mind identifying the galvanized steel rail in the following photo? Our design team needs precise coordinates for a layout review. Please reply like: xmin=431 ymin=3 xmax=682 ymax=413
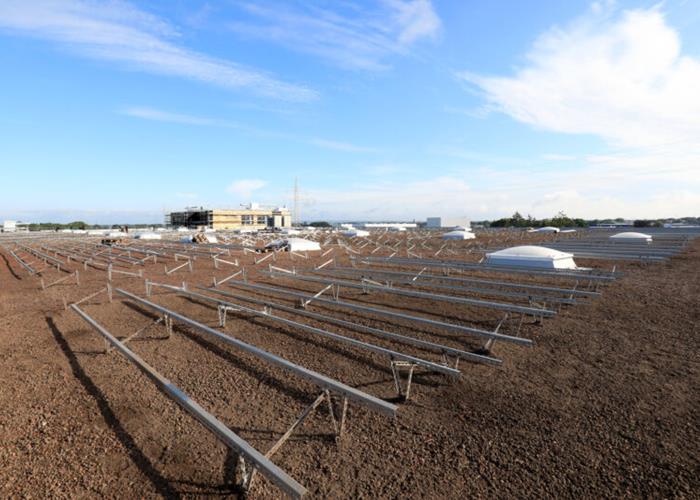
xmin=114 ymin=288 xmax=398 ymax=417
xmin=227 ymin=280 xmax=534 ymax=347
xmin=173 ymin=288 xmax=463 ymax=376
xmin=355 ymin=255 xmax=618 ymax=281
xmin=314 ymin=268 xmax=580 ymax=304
xmin=201 ymin=286 xmax=502 ymax=366
xmin=265 ymin=271 xmax=557 ymax=318
xmin=323 ymin=266 xmax=601 ymax=298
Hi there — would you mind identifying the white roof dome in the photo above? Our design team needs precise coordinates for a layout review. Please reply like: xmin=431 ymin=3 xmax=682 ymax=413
xmin=529 ymin=226 xmax=560 ymax=233
xmin=489 ymin=245 xmax=572 ymax=259
xmin=610 ymin=232 xmax=652 ymax=242
xmin=486 ymin=245 xmax=577 ymax=269
xmin=442 ymin=230 xmax=475 ymax=240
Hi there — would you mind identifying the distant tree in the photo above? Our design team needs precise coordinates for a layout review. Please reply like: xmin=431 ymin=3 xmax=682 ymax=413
xmin=67 ymin=221 xmax=87 ymax=229
xmin=634 ymin=219 xmax=662 ymax=228
xmin=308 ymin=221 xmax=331 ymax=228
xmin=488 ymin=211 xmax=589 ymax=228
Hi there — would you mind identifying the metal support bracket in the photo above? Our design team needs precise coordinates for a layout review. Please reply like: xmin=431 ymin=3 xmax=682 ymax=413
xmin=390 ymin=360 xmax=417 ymax=400
xmin=240 ymin=390 xmax=348 ymax=494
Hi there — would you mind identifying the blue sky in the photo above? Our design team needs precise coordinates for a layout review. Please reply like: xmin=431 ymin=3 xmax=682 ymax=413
xmin=0 ymin=0 xmax=699 ymax=224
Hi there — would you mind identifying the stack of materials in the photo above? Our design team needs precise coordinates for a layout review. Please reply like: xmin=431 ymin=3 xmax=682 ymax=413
xmin=192 ymin=233 xmax=218 ymax=244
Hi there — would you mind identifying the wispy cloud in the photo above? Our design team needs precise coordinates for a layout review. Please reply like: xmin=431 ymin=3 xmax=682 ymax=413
xmin=120 ymin=107 xmax=229 ymax=126
xmin=0 ymin=0 xmax=316 ymax=101
xmin=226 ymin=179 xmax=267 ymax=199
xmin=121 ymin=105 xmax=379 ymax=153
xmin=229 ymin=0 xmax=441 ymax=70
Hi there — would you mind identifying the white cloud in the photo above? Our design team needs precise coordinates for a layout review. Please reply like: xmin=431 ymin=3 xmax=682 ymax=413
xmin=0 ymin=0 xmax=316 ymax=101
xmin=226 ymin=179 xmax=267 ymax=199
xmin=229 ymin=1 xmax=441 ymax=70
xmin=460 ymin=5 xmax=700 ymax=151
xmin=302 ymin=172 xmax=699 ymax=221
xmin=453 ymin=4 xmax=700 ymax=218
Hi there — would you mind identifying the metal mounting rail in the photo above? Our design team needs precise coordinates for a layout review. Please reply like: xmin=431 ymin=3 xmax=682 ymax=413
xmin=227 ymin=281 xmax=533 ymax=347
xmin=109 ymin=244 xmax=170 ymax=258
xmin=546 ymin=244 xmax=679 ymax=255
xmin=314 ymin=268 xmax=578 ymax=305
xmin=8 ymin=249 xmax=37 ymax=274
xmin=70 ymin=304 xmax=306 ymax=499
xmin=94 ymin=245 xmax=145 ymax=265
xmin=114 ymin=288 xmax=398 ymax=417
xmin=535 ymin=251 xmax=667 ymax=262
xmin=175 ymin=288 xmax=463 ymax=376
xmin=265 ymin=271 xmax=557 ymax=318
xmin=321 ymin=267 xmax=601 ymax=298
xmin=18 ymin=245 xmax=66 ymax=269
xmin=199 ymin=286 xmax=502 ymax=366
xmin=354 ymin=256 xmax=618 ymax=281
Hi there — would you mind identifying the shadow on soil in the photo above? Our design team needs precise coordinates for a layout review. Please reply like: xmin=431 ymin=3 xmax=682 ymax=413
xmin=0 ymin=251 xmax=22 ymax=280
xmin=121 ymin=301 xmax=315 ymax=405
xmin=45 ymin=315 xmax=184 ymax=498
xmin=179 ymin=295 xmax=448 ymax=394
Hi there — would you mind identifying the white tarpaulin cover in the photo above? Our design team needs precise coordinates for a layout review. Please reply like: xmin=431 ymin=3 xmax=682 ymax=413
xmin=342 ymin=229 xmax=369 ymax=237
xmin=267 ymin=238 xmax=321 ymax=252
xmin=135 ymin=232 xmax=161 ymax=240
xmin=486 ymin=245 xmax=578 ymax=270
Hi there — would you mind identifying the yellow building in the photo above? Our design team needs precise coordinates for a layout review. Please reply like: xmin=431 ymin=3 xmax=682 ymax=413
xmin=167 ymin=205 xmax=292 ymax=230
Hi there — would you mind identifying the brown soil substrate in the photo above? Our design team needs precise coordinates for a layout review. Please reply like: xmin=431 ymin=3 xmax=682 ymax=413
xmin=0 ymin=236 xmax=697 ymax=498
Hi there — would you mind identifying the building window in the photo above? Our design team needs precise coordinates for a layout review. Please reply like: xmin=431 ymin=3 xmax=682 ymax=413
xmin=257 ymin=216 xmax=267 ymax=224
xmin=242 ymin=215 xmax=254 ymax=225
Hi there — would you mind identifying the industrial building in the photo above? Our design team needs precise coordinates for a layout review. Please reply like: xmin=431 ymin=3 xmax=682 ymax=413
xmin=426 ymin=216 xmax=471 ymax=229
xmin=2 ymin=221 xmax=29 ymax=233
xmin=166 ymin=204 xmax=292 ymax=231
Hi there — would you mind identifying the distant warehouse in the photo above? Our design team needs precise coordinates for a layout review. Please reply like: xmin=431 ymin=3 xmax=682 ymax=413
xmin=166 ymin=204 xmax=292 ymax=231
xmin=426 ymin=216 xmax=471 ymax=229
